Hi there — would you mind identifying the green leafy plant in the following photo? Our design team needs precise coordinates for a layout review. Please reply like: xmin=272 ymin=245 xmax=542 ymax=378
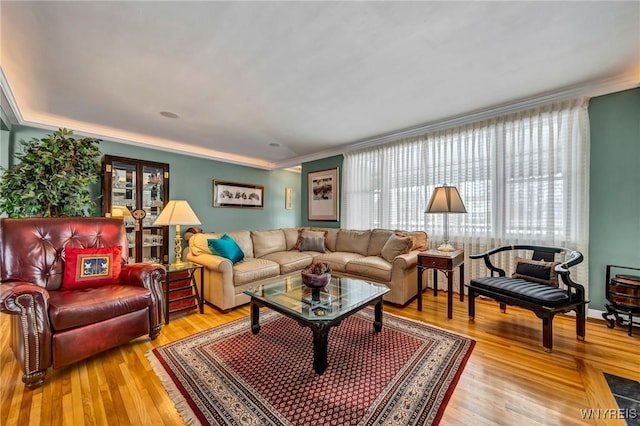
xmin=0 ymin=128 xmax=102 ymax=217
xmin=303 ymin=261 xmax=331 ymax=275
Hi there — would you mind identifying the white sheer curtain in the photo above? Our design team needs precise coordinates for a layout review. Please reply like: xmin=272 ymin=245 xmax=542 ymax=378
xmin=343 ymin=98 xmax=590 ymax=294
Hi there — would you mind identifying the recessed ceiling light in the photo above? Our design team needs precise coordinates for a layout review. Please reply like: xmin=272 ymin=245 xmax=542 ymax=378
xmin=269 ymin=143 xmax=280 ymax=147
xmin=160 ymin=111 xmax=179 ymax=119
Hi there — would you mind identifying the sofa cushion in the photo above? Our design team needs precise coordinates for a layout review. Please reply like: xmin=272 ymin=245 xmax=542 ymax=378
xmin=226 ymin=231 xmax=254 ymax=258
xmin=312 ymin=252 xmax=364 ymax=272
xmin=282 ymin=228 xmax=304 ymax=250
xmin=311 ymin=228 xmax=339 ymax=252
xmin=190 ymin=232 xmax=222 ymax=256
xmin=261 ymin=251 xmax=313 ymax=275
xmin=335 ymin=230 xmax=371 ymax=256
xmin=512 ymin=257 xmax=559 ymax=287
xmin=367 ymin=229 xmax=395 ymax=256
xmin=346 ymin=256 xmax=392 ymax=282
xmin=251 ymin=229 xmax=287 ymax=258
xmin=294 ymin=229 xmax=327 ymax=250
xmin=298 ymin=235 xmax=326 ymax=253
xmin=62 ymin=246 xmax=123 ymax=290
xmin=233 ymin=258 xmax=280 ymax=285
xmin=398 ymin=231 xmax=428 ymax=251
xmin=381 ymin=233 xmax=413 ymax=262
xmin=48 ymin=285 xmax=152 ymax=331
xmin=208 ymin=235 xmax=245 ymax=264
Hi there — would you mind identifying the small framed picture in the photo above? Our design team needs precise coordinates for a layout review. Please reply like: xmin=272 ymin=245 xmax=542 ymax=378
xmin=308 ymin=167 xmax=339 ymax=221
xmin=213 ymin=180 xmax=264 ymax=209
xmin=285 ymin=188 xmax=293 ymax=210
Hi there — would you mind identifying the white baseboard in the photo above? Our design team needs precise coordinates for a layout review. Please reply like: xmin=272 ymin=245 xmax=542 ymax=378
xmin=588 ymin=308 xmax=605 ymax=319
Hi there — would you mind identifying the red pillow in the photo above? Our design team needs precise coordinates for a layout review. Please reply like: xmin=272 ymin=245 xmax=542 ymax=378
xmin=62 ymin=246 xmax=123 ymax=290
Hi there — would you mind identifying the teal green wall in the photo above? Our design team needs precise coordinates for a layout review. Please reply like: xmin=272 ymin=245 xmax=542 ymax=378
xmin=301 ymin=155 xmax=344 ymax=228
xmin=4 ymin=125 xmax=302 ymax=233
xmin=588 ymin=88 xmax=640 ymax=311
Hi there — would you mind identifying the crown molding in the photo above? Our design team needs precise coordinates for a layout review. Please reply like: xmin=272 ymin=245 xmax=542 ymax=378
xmin=0 ymin=67 xmax=23 ymax=124
xmin=322 ymin=72 xmax=640 ymax=157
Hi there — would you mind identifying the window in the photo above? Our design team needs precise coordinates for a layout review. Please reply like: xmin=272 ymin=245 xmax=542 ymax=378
xmin=343 ymin=99 xmax=590 ymax=288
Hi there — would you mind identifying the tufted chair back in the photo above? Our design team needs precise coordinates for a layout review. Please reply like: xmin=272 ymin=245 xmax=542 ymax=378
xmin=0 ymin=217 xmax=128 ymax=290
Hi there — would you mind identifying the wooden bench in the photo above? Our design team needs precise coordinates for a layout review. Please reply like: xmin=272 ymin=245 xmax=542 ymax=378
xmin=466 ymin=245 xmax=587 ymax=352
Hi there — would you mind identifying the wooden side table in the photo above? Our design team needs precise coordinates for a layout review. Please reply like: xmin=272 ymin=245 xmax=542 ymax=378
xmin=163 ymin=262 xmax=204 ymax=324
xmin=417 ymin=249 xmax=464 ymax=319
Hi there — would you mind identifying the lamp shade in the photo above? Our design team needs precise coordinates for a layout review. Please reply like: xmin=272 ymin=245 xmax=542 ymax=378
xmin=153 ymin=200 xmax=201 ymax=226
xmin=425 ymin=186 xmax=467 ymax=214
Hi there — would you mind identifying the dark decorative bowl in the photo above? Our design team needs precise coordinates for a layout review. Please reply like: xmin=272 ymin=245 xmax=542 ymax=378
xmin=301 ymin=272 xmax=331 ymax=288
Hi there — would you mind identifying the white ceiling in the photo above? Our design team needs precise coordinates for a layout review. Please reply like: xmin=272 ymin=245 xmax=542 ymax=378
xmin=1 ymin=1 xmax=639 ymax=169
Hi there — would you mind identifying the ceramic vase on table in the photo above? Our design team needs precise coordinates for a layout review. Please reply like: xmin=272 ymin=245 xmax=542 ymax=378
xmin=301 ymin=272 xmax=331 ymax=301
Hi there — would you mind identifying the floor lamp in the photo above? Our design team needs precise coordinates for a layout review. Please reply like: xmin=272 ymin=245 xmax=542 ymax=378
xmin=425 ymin=185 xmax=467 ymax=252
xmin=153 ymin=200 xmax=201 ymax=267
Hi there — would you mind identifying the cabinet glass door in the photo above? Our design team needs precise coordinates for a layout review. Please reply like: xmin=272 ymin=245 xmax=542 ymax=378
xmin=102 ymin=155 xmax=169 ymax=264
xmin=141 ymin=165 xmax=166 ymax=263
xmin=110 ymin=160 xmax=138 ymax=262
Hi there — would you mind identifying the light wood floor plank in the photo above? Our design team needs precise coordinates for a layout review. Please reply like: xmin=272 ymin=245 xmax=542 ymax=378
xmin=1 ymin=291 xmax=638 ymax=425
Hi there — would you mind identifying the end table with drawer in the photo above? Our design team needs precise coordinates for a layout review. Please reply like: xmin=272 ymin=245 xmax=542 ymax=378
xmin=417 ymin=249 xmax=464 ymax=319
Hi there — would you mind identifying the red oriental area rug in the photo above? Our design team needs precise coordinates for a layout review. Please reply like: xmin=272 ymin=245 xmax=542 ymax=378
xmin=147 ymin=309 xmax=474 ymax=425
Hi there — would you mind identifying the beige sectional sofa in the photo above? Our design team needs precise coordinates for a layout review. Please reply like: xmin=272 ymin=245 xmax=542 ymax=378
xmin=186 ymin=227 xmax=428 ymax=311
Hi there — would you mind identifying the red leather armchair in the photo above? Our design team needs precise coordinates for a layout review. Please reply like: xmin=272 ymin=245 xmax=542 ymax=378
xmin=0 ymin=217 xmax=166 ymax=389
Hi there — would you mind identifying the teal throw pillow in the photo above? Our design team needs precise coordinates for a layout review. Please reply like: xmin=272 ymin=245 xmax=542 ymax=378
xmin=207 ymin=234 xmax=244 ymax=263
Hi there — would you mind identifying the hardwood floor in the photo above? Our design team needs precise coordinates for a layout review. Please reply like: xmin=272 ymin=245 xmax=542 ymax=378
xmin=1 ymin=292 xmax=638 ymax=425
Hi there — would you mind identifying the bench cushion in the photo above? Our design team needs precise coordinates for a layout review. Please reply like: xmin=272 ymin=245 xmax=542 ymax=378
xmin=469 ymin=276 xmax=570 ymax=307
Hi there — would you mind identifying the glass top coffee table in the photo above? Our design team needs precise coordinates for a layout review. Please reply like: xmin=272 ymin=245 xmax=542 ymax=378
xmin=244 ymin=274 xmax=390 ymax=374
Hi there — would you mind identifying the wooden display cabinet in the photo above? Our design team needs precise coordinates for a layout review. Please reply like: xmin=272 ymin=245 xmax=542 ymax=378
xmin=102 ymin=155 xmax=170 ymax=263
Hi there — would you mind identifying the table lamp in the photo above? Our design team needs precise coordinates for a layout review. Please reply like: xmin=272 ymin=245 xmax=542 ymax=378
xmin=425 ymin=185 xmax=467 ymax=252
xmin=153 ymin=200 xmax=201 ymax=267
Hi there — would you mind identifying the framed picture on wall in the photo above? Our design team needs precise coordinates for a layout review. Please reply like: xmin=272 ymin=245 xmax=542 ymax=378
xmin=308 ymin=167 xmax=339 ymax=221
xmin=213 ymin=180 xmax=264 ymax=209
xmin=285 ymin=187 xmax=293 ymax=209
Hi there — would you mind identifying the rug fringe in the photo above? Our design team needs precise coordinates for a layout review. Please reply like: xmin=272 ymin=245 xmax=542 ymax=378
xmin=146 ymin=350 xmax=202 ymax=426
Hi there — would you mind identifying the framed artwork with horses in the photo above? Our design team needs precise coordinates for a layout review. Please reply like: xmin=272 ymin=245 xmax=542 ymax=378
xmin=213 ymin=180 xmax=264 ymax=209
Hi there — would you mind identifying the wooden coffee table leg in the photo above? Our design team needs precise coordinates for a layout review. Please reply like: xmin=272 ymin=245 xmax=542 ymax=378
xmin=250 ymin=300 xmax=261 ymax=335
xmin=312 ymin=323 xmax=330 ymax=374
xmin=374 ymin=298 xmax=383 ymax=332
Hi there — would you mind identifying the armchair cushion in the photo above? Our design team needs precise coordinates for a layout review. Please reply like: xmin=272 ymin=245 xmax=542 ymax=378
xmin=48 ymin=286 xmax=152 ymax=331
xmin=62 ymin=246 xmax=123 ymax=289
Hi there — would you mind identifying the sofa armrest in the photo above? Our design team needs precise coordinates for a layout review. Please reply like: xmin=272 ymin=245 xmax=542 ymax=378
xmin=120 ymin=263 xmax=166 ymax=288
xmin=0 ymin=282 xmax=53 ymax=387
xmin=392 ymin=251 xmax=418 ymax=269
xmin=186 ymin=253 xmax=233 ymax=273
xmin=119 ymin=263 xmax=166 ymax=334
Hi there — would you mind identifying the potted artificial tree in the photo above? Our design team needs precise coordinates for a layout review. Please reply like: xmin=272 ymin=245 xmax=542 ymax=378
xmin=0 ymin=128 xmax=102 ymax=217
